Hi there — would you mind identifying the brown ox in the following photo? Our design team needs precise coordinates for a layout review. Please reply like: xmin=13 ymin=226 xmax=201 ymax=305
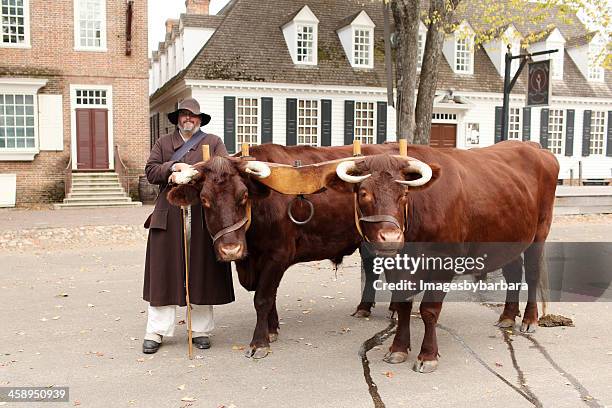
xmin=167 ymin=143 xmax=396 ymax=358
xmin=326 ymin=140 xmax=559 ymax=372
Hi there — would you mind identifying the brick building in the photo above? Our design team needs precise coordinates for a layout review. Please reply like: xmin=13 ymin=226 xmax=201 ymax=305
xmin=0 ymin=0 xmax=149 ymax=206
xmin=150 ymin=0 xmax=611 ymax=184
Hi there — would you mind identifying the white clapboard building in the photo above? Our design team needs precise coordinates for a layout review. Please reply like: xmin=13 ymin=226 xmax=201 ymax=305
xmin=149 ymin=0 xmax=612 ymax=183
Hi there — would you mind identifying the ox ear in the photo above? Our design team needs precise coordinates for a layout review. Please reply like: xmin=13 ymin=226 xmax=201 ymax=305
xmin=243 ymin=177 xmax=271 ymax=199
xmin=400 ymin=162 xmax=441 ymax=191
xmin=323 ymin=171 xmax=358 ymax=193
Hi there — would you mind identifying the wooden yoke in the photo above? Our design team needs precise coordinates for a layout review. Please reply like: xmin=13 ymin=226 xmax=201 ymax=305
xmin=202 ymin=144 xmax=210 ymax=162
xmin=248 ymin=140 xmax=364 ymax=195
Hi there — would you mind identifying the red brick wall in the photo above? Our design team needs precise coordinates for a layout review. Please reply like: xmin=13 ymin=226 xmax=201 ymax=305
xmin=0 ymin=0 xmax=149 ymax=205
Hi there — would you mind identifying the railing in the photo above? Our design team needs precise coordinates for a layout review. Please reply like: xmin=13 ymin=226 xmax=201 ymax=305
xmin=64 ymin=154 xmax=72 ymax=198
xmin=114 ymin=144 xmax=130 ymax=196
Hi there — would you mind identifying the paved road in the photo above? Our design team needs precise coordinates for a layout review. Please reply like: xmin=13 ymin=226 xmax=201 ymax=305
xmin=0 ymin=211 xmax=611 ymax=408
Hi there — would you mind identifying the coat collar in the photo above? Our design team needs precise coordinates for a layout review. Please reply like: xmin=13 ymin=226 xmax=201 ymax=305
xmin=171 ymin=129 xmax=184 ymax=150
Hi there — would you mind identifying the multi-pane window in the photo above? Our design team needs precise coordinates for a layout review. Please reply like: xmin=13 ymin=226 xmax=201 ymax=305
xmin=455 ymin=37 xmax=471 ymax=73
xmin=297 ymin=25 xmax=314 ymax=63
xmin=297 ymin=99 xmax=318 ymax=146
xmin=237 ymin=97 xmax=259 ymax=147
xmin=1 ymin=0 xmax=26 ymax=45
xmin=0 ymin=94 xmax=35 ymax=149
xmin=354 ymin=29 xmax=371 ymax=66
xmin=354 ymin=102 xmax=375 ymax=144
xmin=417 ymin=32 xmax=424 ymax=70
xmin=588 ymin=49 xmax=604 ymax=81
xmin=76 ymin=0 xmax=105 ymax=48
xmin=590 ymin=111 xmax=606 ymax=155
xmin=75 ymin=89 xmax=107 ymax=105
xmin=508 ymin=107 xmax=522 ymax=140
xmin=548 ymin=109 xmax=564 ymax=155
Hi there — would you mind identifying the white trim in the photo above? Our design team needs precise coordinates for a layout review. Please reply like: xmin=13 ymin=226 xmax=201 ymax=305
xmin=352 ymin=27 xmax=374 ymax=69
xmin=296 ymin=23 xmax=317 ymax=65
xmin=296 ymin=98 xmax=320 ymax=146
xmin=69 ymin=84 xmax=113 ymax=170
xmin=0 ymin=77 xmax=47 ymax=161
xmin=0 ymin=0 xmax=31 ymax=48
xmin=73 ymin=0 xmax=107 ymax=52
xmin=353 ymin=100 xmax=376 ymax=144
xmin=235 ymin=96 xmax=260 ymax=147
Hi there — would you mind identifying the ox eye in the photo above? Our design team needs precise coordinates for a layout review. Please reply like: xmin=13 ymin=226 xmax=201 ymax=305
xmin=237 ymin=191 xmax=248 ymax=206
xmin=359 ymin=190 xmax=371 ymax=202
xmin=201 ymin=195 xmax=211 ymax=208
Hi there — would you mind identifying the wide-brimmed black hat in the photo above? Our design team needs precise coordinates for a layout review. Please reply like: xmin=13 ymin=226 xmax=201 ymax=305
xmin=167 ymin=98 xmax=211 ymax=126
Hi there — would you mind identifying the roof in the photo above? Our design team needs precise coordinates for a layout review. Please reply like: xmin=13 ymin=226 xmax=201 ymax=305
xmin=180 ymin=13 xmax=224 ymax=28
xmin=565 ymin=31 xmax=598 ymax=48
xmin=152 ymin=0 xmax=611 ymax=100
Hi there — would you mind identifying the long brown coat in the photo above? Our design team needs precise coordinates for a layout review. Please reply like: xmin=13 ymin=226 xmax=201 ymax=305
xmin=143 ymin=130 xmax=235 ymax=307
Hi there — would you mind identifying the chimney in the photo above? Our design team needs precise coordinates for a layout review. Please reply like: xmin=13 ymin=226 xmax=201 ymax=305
xmin=165 ymin=19 xmax=178 ymax=33
xmin=185 ymin=0 xmax=209 ymax=15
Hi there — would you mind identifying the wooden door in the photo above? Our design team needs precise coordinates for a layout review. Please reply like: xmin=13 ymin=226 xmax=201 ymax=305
xmin=76 ymin=108 xmax=109 ymax=169
xmin=430 ymin=124 xmax=457 ymax=148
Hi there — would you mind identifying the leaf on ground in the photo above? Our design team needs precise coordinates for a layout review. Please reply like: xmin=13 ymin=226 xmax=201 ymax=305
xmin=177 ymin=384 xmax=186 ymax=391
xmin=495 ymin=362 xmax=503 ymax=367
xmin=40 ymin=317 xmax=48 ymax=322
xmin=181 ymin=397 xmax=197 ymax=402
xmin=322 ymin=295 xmax=334 ymax=299
xmin=87 ymin=304 xmax=95 ymax=308
xmin=114 ymin=317 xmax=121 ymax=321
xmin=187 ymin=364 xmax=196 ymax=368
xmin=383 ymin=371 xmax=394 ymax=378
xmin=130 ymin=337 xmax=138 ymax=341
xmin=56 ymin=293 xmax=69 ymax=298
xmin=232 ymin=345 xmax=245 ymax=351
xmin=136 ymin=358 xmax=144 ymax=362
xmin=52 ymin=316 xmax=61 ymax=320
xmin=195 ymin=355 xmax=204 ymax=360
xmin=73 ymin=401 xmax=81 ymax=406
xmin=302 ymin=310 xmax=311 ymax=314
xmin=177 ymin=320 xmax=186 ymax=325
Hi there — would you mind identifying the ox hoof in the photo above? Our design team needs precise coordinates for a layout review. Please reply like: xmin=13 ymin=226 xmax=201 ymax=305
xmin=520 ymin=321 xmax=537 ymax=333
xmin=382 ymin=351 xmax=409 ymax=364
xmin=413 ymin=359 xmax=438 ymax=373
xmin=351 ymin=309 xmax=371 ymax=318
xmin=244 ymin=346 xmax=271 ymax=359
xmin=495 ymin=318 xmax=515 ymax=328
xmin=386 ymin=310 xmax=397 ymax=320
xmin=268 ymin=333 xmax=279 ymax=343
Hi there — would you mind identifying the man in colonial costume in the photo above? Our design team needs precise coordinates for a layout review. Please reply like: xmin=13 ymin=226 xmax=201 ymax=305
xmin=142 ymin=98 xmax=234 ymax=354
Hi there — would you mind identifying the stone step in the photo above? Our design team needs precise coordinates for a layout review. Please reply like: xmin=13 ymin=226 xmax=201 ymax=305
xmin=555 ymin=195 xmax=612 ymax=207
xmin=67 ymin=192 xmax=129 ymax=199
xmin=54 ymin=201 xmax=142 ymax=209
xmin=63 ymin=196 xmax=133 ymax=204
xmin=70 ymin=186 xmax=125 ymax=193
xmin=554 ymin=205 xmax=612 ymax=215
xmin=71 ymin=181 xmax=123 ymax=187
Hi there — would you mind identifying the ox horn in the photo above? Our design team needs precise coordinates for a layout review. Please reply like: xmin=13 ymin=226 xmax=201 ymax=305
xmin=395 ymin=158 xmax=433 ymax=187
xmin=244 ymin=161 xmax=271 ymax=179
xmin=174 ymin=166 xmax=200 ymax=185
xmin=336 ymin=160 xmax=371 ymax=183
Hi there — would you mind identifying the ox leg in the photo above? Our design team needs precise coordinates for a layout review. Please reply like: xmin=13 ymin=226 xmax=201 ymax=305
xmin=414 ymin=290 xmax=447 ymax=373
xmin=521 ymin=243 xmax=545 ymax=333
xmin=383 ymin=300 xmax=412 ymax=364
xmin=246 ymin=268 xmax=285 ymax=359
xmin=496 ymin=257 xmax=523 ymax=328
xmin=268 ymin=293 xmax=280 ymax=343
xmin=353 ymin=248 xmax=375 ymax=318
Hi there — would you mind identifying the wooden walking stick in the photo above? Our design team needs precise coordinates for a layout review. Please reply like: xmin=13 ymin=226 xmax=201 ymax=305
xmin=181 ymin=205 xmax=193 ymax=359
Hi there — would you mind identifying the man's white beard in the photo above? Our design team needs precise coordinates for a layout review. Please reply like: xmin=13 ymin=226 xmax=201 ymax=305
xmin=179 ymin=122 xmax=200 ymax=136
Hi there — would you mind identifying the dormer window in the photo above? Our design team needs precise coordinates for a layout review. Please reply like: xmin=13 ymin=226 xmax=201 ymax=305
xmin=452 ymin=22 xmax=474 ymax=74
xmin=337 ymin=10 xmax=376 ymax=69
xmin=588 ymin=35 xmax=605 ymax=81
xmin=282 ymin=6 xmax=319 ymax=66
xmin=297 ymin=24 xmax=315 ymax=63
xmin=353 ymin=28 xmax=372 ymax=67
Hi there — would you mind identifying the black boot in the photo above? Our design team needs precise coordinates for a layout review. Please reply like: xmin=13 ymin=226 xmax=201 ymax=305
xmin=142 ymin=339 xmax=161 ymax=354
xmin=193 ymin=336 xmax=211 ymax=349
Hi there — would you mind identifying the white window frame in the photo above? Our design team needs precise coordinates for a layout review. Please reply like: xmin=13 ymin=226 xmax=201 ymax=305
xmin=236 ymin=97 xmax=259 ymax=148
xmin=508 ymin=107 xmax=522 ymax=140
xmin=587 ymin=45 xmax=604 ymax=82
xmin=69 ymin=84 xmax=113 ymax=170
xmin=296 ymin=24 xmax=316 ymax=65
xmin=354 ymin=101 xmax=376 ymax=144
xmin=0 ymin=78 xmax=46 ymax=161
xmin=589 ymin=110 xmax=606 ymax=155
xmin=0 ymin=0 xmax=31 ymax=48
xmin=548 ymin=109 xmax=564 ymax=155
xmin=353 ymin=27 xmax=373 ymax=68
xmin=454 ymin=35 xmax=473 ymax=74
xmin=297 ymin=99 xmax=319 ymax=146
xmin=73 ymin=0 xmax=107 ymax=52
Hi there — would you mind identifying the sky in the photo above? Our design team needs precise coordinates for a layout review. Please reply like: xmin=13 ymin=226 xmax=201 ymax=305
xmin=148 ymin=0 xmax=230 ymax=55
